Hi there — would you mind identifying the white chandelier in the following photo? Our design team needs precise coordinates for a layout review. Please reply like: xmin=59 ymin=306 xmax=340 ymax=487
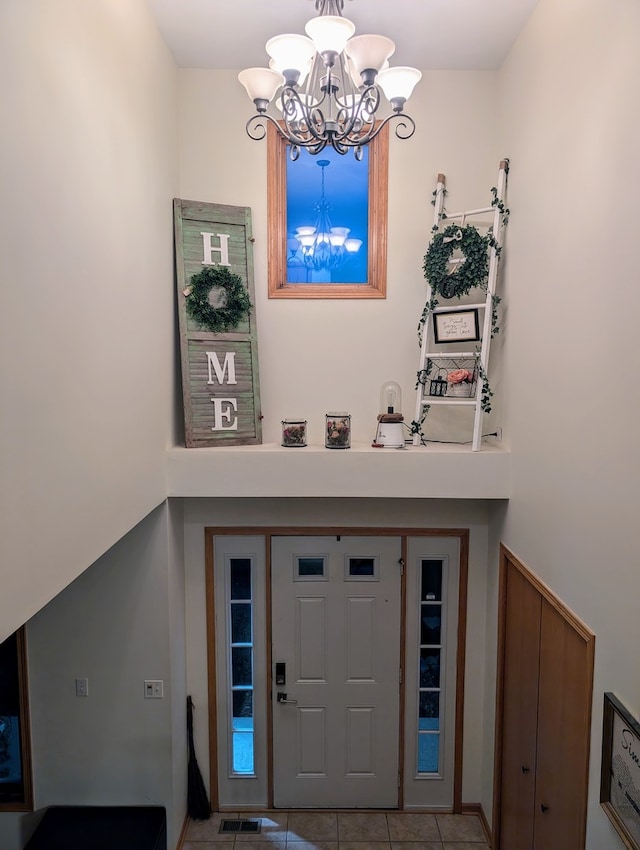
xmin=238 ymin=0 xmax=422 ymax=159
xmin=291 ymin=157 xmax=363 ymax=273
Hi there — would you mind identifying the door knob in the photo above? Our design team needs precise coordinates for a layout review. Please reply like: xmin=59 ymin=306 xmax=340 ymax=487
xmin=540 ymin=803 xmax=549 ymax=813
xmin=277 ymin=691 xmax=298 ymax=704
xmin=521 ymin=765 xmax=530 ymax=774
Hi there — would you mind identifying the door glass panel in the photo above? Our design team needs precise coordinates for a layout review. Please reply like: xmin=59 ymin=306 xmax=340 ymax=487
xmin=421 ymin=560 xmax=443 ymax=600
xmin=232 ymin=647 xmax=252 ymax=686
xmin=419 ymin=649 xmax=441 ymax=688
xmin=231 ymin=603 xmax=251 ymax=644
xmin=230 ymin=558 xmax=254 ymax=774
xmin=419 ymin=690 xmax=440 ymax=729
xmin=417 ymin=559 xmax=443 ymax=774
xmin=347 ymin=557 xmax=376 ymax=578
xmin=418 ymin=733 xmax=439 ymax=773
xmin=231 ymin=558 xmax=251 ymax=600
xmin=420 ymin=606 xmax=442 ymax=644
xmin=297 ymin=557 xmax=325 ymax=578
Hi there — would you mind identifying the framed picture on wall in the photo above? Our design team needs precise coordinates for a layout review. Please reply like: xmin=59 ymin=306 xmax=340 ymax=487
xmin=600 ymin=692 xmax=640 ymax=850
xmin=433 ymin=309 xmax=481 ymax=344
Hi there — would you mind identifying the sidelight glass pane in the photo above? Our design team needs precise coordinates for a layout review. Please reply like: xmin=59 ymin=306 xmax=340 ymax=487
xmin=231 ymin=603 xmax=252 ymax=644
xmin=418 ymin=733 xmax=439 ymax=773
xmin=419 ymin=691 xmax=440 ymax=727
xmin=232 ymin=689 xmax=253 ymax=720
xmin=229 ymin=558 xmax=254 ymax=774
xmin=232 ymin=647 xmax=252 ymax=687
xmin=420 ymin=606 xmax=442 ymax=645
xmin=421 ymin=559 xmax=443 ymax=601
xmin=419 ymin=649 xmax=441 ymax=688
xmin=230 ymin=559 xmax=251 ymax=600
xmin=415 ymin=558 xmax=444 ymax=776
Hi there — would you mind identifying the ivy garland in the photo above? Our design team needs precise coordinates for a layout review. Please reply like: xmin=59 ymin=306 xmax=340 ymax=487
xmin=183 ymin=267 xmax=252 ymax=333
xmin=423 ymin=224 xmax=489 ymax=299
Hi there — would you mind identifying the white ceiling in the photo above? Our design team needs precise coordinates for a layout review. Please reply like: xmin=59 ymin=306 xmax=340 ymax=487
xmin=145 ymin=0 xmax=539 ymax=71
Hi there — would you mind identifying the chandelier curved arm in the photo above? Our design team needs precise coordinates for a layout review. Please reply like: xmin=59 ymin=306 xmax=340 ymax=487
xmin=279 ymin=87 xmax=330 ymax=145
xmin=334 ymin=110 xmax=417 ymax=152
xmin=334 ymin=85 xmax=380 ymax=140
xmin=384 ymin=112 xmax=417 ymax=141
xmin=245 ymin=111 xmax=284 ymax=143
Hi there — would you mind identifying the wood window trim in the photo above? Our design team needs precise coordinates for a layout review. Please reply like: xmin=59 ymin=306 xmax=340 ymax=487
xmin=0 ymin=627 xmax=33 ymax=812
xmin=267 ymin=124 xmax=389 ymax=299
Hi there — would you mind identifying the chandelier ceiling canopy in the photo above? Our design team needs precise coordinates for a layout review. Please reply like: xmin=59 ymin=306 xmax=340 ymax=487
xmin=238 ymin=0 xmax=422 ymax=158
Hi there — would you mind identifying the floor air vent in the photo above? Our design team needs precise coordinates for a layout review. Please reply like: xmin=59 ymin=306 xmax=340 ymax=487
xmin=219 ymin=819 xmax=261 ymax=834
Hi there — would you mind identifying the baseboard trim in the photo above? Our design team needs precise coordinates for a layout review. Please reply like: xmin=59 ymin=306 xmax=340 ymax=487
xmin=175 ymin=811 xmax=190 ymax=850
xmin=461 ymin=803 xmax=492 ymax=847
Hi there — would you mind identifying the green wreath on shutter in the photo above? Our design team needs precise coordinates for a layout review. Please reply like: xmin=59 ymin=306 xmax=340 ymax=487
xmin=423 ymin=224 xmax=489 ymax=299
xmin=183 ymin=266 xmax=252 ymax=333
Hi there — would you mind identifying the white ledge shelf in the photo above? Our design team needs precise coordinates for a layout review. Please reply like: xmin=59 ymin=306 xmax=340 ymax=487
xmin=166 ymin=442 xmax=510 ymax=500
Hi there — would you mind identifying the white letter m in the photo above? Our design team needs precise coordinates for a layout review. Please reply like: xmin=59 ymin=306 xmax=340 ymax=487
xmin=206 ymin=351 xmax=237 ymax=385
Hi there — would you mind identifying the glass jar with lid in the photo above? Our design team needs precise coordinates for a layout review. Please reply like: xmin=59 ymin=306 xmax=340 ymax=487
xmin=325 ymin=412 xmax=351 ymax=449
xmin=281 ymin=419 xmax=307 ymax=447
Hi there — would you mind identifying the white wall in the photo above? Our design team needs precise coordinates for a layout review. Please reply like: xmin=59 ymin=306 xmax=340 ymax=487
xmin=0 ymin=0 xmax=179 ymax=641
xmin=0 ymin=503 xmax=187 ymax=850
xmin=177 ymin=70 xmax=501 ymax=446
xmin=485 ymin=1 xmax=640 ymax=846
xmin=183 ymin=497 xmax=494 ymax=807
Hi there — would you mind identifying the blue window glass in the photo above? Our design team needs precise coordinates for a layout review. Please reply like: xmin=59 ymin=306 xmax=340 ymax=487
xmin=286 ymin=146 xmax=369 ymax=285
xmin=418 ymin=732 xmax=439 ymax=773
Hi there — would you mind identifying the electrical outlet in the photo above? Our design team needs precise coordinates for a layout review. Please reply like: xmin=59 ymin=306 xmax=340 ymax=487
xmin=144 ymin=680 xmax=164 ymax=699
xmin=75 ymin=677 xmax=89 ymax=697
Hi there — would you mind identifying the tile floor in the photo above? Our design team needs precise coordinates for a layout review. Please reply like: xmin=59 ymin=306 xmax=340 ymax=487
xmin=184 ymin=811 xmax=490 ymax=850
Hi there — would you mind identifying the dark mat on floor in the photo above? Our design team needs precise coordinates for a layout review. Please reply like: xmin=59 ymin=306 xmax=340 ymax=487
xmin=24 ymin=806 xmax=166 ymax=850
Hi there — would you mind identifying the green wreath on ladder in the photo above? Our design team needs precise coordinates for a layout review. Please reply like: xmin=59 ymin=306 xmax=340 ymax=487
xmin=423 ymin=224 xmax=489 ymax=299
xmin=183 ymin=266 xmax=252 ymax=333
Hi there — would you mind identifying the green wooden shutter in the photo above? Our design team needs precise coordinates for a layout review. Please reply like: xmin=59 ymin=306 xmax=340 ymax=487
xmin=174 ymin=199 xmax=262 ymax=447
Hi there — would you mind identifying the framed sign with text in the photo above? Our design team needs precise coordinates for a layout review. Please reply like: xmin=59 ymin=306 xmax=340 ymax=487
xmin=173 ymin=199 xmax=262 ymax=447
xmin=601 ymin=692 xmax=640 ymax=850
xmin=433 ymin=308 xmax=481 ymax=344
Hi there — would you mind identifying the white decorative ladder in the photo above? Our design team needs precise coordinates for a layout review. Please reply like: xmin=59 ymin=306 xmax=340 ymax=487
xmin=412 ymin=160 xmax=509 ymax=451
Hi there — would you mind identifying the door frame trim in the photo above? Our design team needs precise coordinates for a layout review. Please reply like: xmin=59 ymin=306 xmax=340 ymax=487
xmin=205 ymin=525 xmax=470 ymax=812
xmin=492 ymin=544 xmax=595 ymax=850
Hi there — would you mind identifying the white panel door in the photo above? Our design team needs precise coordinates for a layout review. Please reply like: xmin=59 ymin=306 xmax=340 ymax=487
xmin=271 ymin=536 xmax=402 ymax=808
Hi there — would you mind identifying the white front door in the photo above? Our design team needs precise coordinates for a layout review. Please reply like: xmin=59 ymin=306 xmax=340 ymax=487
xmin=271 ymin=536 xmax=402 ymax=808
